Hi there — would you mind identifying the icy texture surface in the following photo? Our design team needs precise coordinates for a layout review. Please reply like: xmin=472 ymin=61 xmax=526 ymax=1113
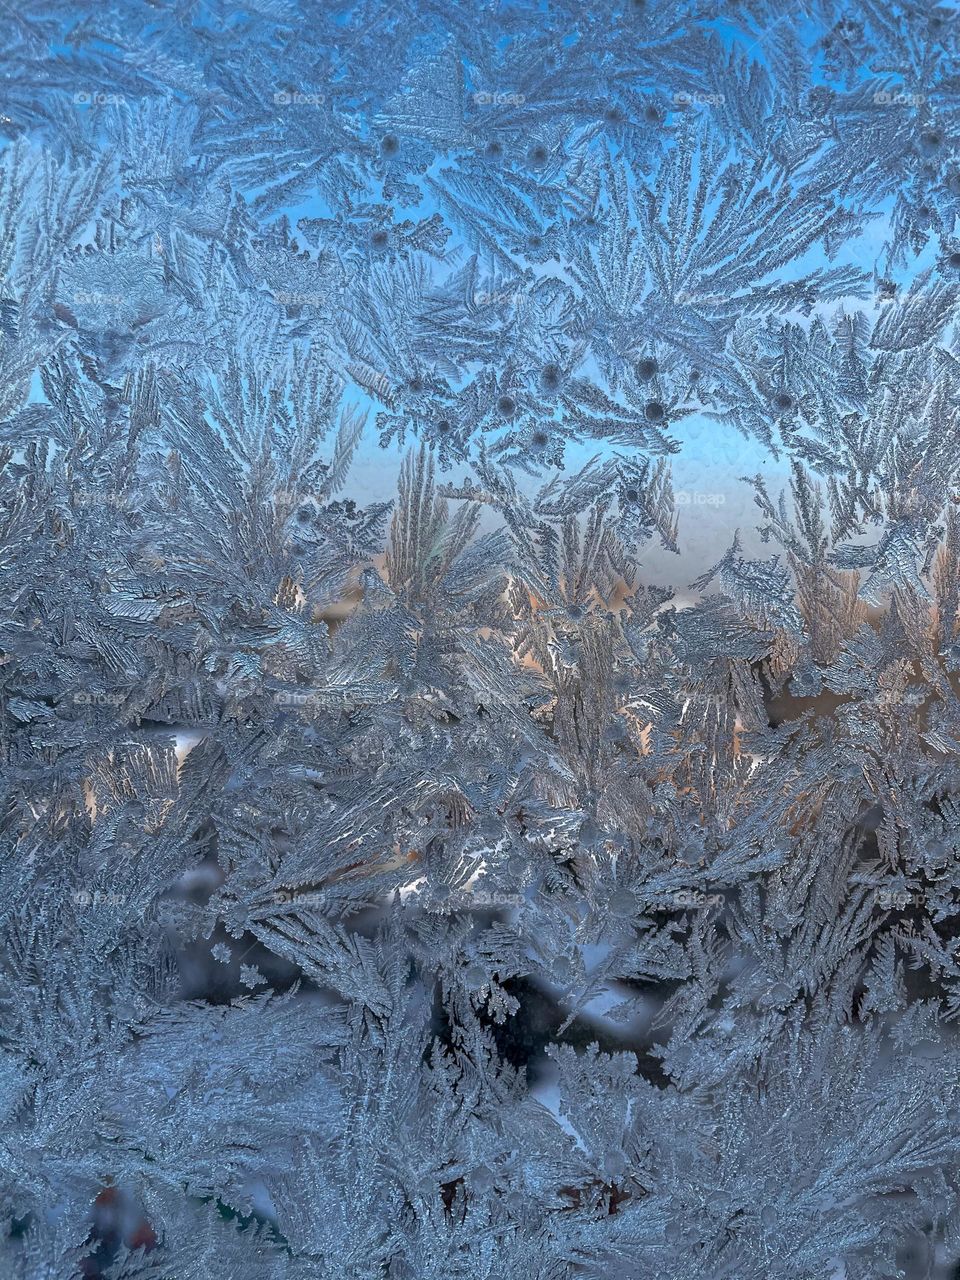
xmin=3 ymin=1 xmax=960 ymax=1277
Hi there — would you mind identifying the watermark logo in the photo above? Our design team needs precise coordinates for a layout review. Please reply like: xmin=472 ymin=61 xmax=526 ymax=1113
xmin=274 ymin=90 xmax=325 ymax=106
xmin=73 ymin=490 xmax=128 ymax=510
xmin=73 ymin=691 xmax=125 ymax=707
xmin=421 ymin=887 xmax=523 ymax=912
xmin=675 ymin=490 xmax=725 ymax=507
xmin=272 ymin=290 xmax=325 ymax=306
xmin=275 ymin=690 xmax=324 ymax=715
xmin=73 ymin=890 xmax=127 ymax=907
xmin=672 ymin=890 xmax=725 ymax=910
xmin=675 ymin=289 xmax=730 ymax=307
xmin=74 ymin=92 xmax=125 ymax=106
xmin=873 ymin=90 xmax=926 ymax=106
xmin=875 ymin=889 xmax=916 ymax=909
xmin=673 ymin=91 xmax=725 ymax=108
xmin=274 ymin=887 xmax=327 ymax=906
xmin=474 ymin=289 xmax=526 ymax=307
xmin=72 ymin=291 xmax=125 ymax=306
xmin=473 ymin=91 xmax=525 ymax=106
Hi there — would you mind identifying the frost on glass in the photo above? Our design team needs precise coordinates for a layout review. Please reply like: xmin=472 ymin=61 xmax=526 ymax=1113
xmin=2 ymin=1 xmax=960 ymax=1277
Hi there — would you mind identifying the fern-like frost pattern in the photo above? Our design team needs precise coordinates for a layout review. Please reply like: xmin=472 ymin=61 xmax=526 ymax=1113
xmin=3 ymin=1 xmax=960 ymax=1278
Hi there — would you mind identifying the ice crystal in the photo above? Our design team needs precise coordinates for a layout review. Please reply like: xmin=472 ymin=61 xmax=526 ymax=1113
xmin=3 ymin=1 xmax=960 ymax=1278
